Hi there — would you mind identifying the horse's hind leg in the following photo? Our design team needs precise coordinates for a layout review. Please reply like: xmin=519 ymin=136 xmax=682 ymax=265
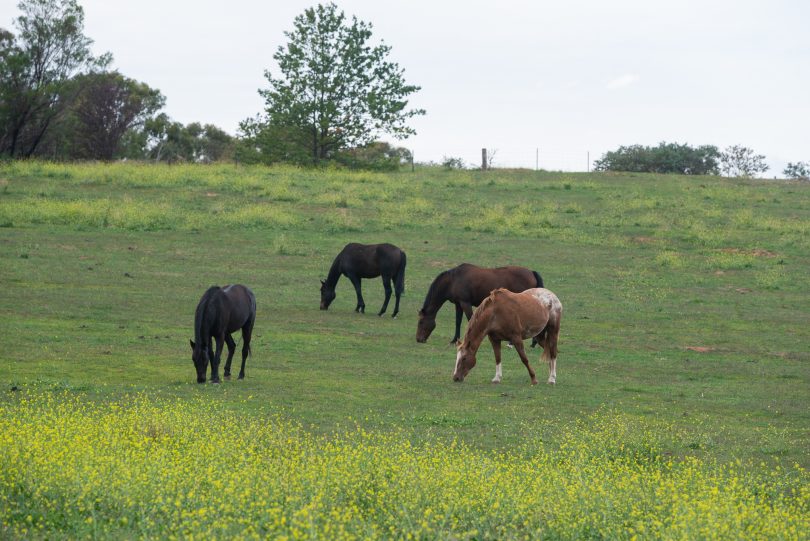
xmin=223 ymin=334 xmax=236 ymax=379
xmin=238 ymin=318 xmax=254 ymax=380
xmin=378 ymin=275 xmax=393 ymax=317
xmin=542 ymin=323 xmax=560 ymax=385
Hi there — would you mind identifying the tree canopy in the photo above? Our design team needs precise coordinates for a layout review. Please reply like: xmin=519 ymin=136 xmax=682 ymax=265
xmin=0 ymin=0 xmax=109 ymax=157
xmin=243 ymin=2 xmax=424 ymax=166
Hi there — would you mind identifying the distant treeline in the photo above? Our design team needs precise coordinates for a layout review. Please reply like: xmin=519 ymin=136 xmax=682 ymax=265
xmin=1 ymin=1 xmax=806 ymax=177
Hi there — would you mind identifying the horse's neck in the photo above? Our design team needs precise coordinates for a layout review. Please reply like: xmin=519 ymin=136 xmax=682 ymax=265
xmin=325 ymin=257 xmax=342 ymax=288
xmin=462 ymin=306 xmax=491 ymax=352
xmin=194 ymin=300 xmax=212 ymax=345
xmin=422 ymin=275 xmax=451 ymax=315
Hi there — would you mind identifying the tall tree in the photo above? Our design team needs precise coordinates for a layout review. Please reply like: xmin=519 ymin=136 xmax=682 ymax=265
xmin=68 ymin=71 xmax=164 ymax=159
xmin=251 ymin=2 xmax=424 ymax=165
xmin=0 ymin=0 xmax=108 ymax=158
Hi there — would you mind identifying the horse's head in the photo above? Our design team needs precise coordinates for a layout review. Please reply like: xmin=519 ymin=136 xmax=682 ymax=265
xmin=189 ymin=340 xmax=207 ymax=383
xmin=453 ymin=341 xmax=476 ymax=382
xmin=320 ymin=280 xmax=336 ymax=310
xmin=416 ymin=309 xmax=435 ymax=343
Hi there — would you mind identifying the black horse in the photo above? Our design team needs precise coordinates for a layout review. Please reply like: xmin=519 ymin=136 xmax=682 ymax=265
xmin=416 ymin=264 xmax=544 ymax=343
xmin=320 ymin=243 xmax=407 ymax=317
xmin=190 ymin=284 xmax=256 ymax=383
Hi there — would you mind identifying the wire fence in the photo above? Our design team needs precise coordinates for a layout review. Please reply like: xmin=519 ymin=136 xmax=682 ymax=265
xmin=415 ymin=147 xmax=597 ymax=172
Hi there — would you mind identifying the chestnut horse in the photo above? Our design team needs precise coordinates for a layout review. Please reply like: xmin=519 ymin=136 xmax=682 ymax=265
xmin=190 ymin=284 xmax=256 ymax=383
xmin=416 ymin=264 xmax=543 ymax=343
xmin=453 ymin=288 xmax=562 ymax=385
xmin=320 ymin=243 xmax=407 ymax=317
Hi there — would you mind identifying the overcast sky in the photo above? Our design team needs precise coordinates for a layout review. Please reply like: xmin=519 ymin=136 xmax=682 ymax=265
xmin=2 ymin=0 xmax=808 ymax=172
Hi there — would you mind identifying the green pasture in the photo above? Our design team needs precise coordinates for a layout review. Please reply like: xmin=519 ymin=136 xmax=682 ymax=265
xmin=1 ymin=161 xmax=808 ymax=464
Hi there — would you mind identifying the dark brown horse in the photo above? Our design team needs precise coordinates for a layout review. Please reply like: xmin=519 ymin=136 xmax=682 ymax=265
xmin=453 ymin=288 xmax=562 ymax=385
xmin=320 ymin=243 xmax=407 ymax=317
xmin=190 ymin=284 xmax=256 ymax=383
xmin=416 ymin=264 xmax=544 ymax=343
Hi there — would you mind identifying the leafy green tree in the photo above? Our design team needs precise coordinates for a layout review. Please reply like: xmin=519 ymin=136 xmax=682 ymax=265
xmin=0 ymin=0 xmax=109 ymax=157
xmin=248 ymin=2 xmax=424 ymax=165
xmin=120 ymin=115 xmax=233 ymax=163
xmin=719 ymin=145 xmax=769 ymax=178
xmin=593 ymin=142 xmax=719 ymax=175
xmin=783 ymin=161 xmax=809 ymax=181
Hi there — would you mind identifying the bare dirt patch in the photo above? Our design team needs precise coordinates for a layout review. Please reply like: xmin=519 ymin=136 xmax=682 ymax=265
xmin=685 ymin=346 xmax=715 ymax=353
xmin=719 ymin=248 xmax=778 ymax=258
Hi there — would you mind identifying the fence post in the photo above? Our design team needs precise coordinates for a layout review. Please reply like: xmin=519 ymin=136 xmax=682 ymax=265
xmin=482 ymin=148 xmax=488 ymax=171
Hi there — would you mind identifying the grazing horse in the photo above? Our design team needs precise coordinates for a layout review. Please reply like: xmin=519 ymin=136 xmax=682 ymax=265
xmin=320 ymin=243 xmax=407 ymax=317
xmin=453 ymin=288 xmax=562 ymax=385
xmin=416 ymin=264 xmax=544 ymax=343
xmin=189 ymin=284 xmax=256 ymax=383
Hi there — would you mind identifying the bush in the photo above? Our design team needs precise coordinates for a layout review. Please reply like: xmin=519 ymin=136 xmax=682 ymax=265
xmin=593 ymin=142 xmax=719 ymax=175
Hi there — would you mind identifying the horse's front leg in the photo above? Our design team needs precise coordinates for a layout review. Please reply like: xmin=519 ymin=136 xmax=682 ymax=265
xmin=378 ymin=275 xmax=393 ymax=316
xmin=513 ymin=341 xmax=538 ymax=385
xmin=210 ymin=336 xmax=224 ymax=383
xmin=348 ymin=274 xmax=365 ymax=313
xmin=223 ymin=334 xmax=236 ymax=380
xmin=451 ymin=303 xmax=463 ymax=344
xmin=489 ymin=336 xmax=503 ymax=383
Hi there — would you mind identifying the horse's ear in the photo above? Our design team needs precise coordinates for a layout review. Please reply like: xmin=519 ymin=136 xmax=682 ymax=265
xmin=190 ymin=340 xmax=195 ymax=350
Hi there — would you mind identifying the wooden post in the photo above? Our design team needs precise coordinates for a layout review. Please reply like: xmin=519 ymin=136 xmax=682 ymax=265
xmin=482 ymin=148 xmax=488 ymax=171
xmin=536 ymin=148 xmax=539 ymax=171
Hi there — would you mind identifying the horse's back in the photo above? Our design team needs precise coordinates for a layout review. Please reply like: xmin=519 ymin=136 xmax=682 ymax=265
xmin=454 ymin=264 xmax=537 ymax=303
xmin=219 ymin=284 xmax=256 ymax=331
xmin=340 ymin=242 xmax=404 ymax=277
xmin=491 ymin=288 xmax=561 ymax=339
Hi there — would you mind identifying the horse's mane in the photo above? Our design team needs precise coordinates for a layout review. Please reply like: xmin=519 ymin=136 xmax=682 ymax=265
xmin=461 ymin=290 xmax=500 ymax=345
xmin=194 ymin=286 xmax=221 ymax=345
xmin=420 ymin=266 xmax=461 ymax=310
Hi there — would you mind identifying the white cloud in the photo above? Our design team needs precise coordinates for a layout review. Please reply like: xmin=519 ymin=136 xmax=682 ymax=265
xmin=606 ymin=74 xmax=640 ymax=90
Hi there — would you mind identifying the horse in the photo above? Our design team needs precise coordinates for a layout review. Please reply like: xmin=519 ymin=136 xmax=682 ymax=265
xmin=453 ymin=288 xmax=562 ymax=385
xmin=320 ymin=243 xmax=407 ymax=317
xmin=189 ymin=284 xmax=256 ymax=383
xmin=416 ymin=264 xmax=544 ymax=343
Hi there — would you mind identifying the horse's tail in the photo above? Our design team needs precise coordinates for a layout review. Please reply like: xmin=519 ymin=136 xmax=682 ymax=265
xmin=532 ymin=270 xmax=544 ymax=288
xmin=395 ymin=250 xmax=407 ymax=294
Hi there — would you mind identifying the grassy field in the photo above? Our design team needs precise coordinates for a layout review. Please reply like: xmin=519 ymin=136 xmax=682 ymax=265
xmin=1 ymin=161 xmax=808 ymax=539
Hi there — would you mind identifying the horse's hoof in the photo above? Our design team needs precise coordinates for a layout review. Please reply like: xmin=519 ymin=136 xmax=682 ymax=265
xmin=491 ymin=379 xmax=501 ymax=384
xmin=531 ymin=379 xmax=539 ymax=386
xmin=238 ymin=374 xmax=245 ymax=380
xmin=210 ymin=379 xmax=221 ymax=384
xmin=547 ymin=380 xmax=556 ymax=385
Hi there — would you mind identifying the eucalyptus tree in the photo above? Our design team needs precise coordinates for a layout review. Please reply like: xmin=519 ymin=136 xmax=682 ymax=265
xmin=0 ymin=0 xmax=109 ymax=157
